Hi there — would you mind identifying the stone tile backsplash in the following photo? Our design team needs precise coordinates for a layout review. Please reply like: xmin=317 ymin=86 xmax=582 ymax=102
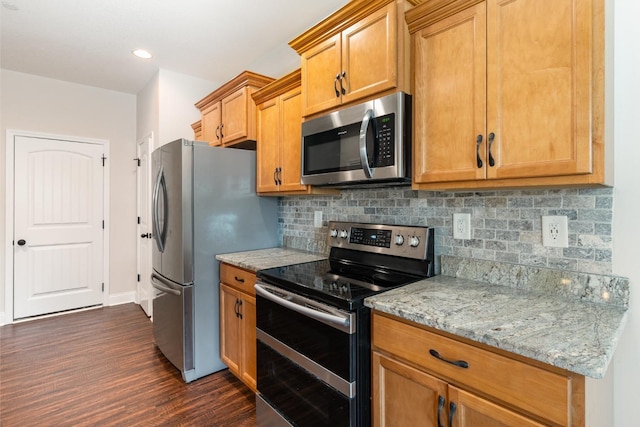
xmin=279 ymin=187 xmax=614 ymax=275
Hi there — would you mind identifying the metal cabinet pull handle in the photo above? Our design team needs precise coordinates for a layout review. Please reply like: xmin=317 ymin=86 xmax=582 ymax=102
xmin=488 ymin=132 xmax=495 ymax=167
xmin=276 ymin=167 xmax=282 ymax=185
xmin=429 ymin=349 xmax=469 ymax=369
xmin=273 ymin=168 xmax=278 ymax=185
xmin=215 ymin=125 xmax=220 ymax=140
xmin=220 ymin=124 xmax=224 ymax=138
xmin=237 ymin=299 xmax=243 ymax=320
xmin=234 ymin=299 xmax=239 ymax=318
xmin=340 ymin=70 xmax=347 ymax=95
xmin=234 ymin=276 xmax=245 ymax=283
xmin=334 ymin=73 xmax=341 ymax=97
xmin=437 ymin=395 xmax=445 ymax=427
xmin=476 ymin=134 xmax=483 ymax=168
xmin=448 ymin=402 xmax=457 ymax=427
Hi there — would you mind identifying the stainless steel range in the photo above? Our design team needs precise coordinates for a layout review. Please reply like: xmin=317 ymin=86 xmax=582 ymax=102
xmin=255 ymin=221 xmax=435 ymax=427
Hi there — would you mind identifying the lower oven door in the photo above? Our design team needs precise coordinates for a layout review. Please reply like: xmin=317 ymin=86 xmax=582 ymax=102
xmin=255 ymin=282 xmax=357 ymax=427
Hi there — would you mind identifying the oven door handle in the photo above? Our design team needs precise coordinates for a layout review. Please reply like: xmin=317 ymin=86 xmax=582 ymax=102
xmin=255 ymin=283 xmax=351 ymax=330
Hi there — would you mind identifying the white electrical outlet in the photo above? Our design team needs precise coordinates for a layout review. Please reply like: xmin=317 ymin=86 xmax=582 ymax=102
xmin=453 ymin=213 xmax=471 ymax=240
xmin=314 ymin=211 xmax=323 ymax=228
xmin=542 ymin=215 xmax=569 ymax=248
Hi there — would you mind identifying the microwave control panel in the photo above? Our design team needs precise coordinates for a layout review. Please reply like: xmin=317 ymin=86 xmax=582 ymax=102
xmin=374 ymin=113 xmax=394 ymax=167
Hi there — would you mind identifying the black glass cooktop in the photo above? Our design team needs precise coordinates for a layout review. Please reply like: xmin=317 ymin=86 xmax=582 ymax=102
xmin=256 ymin=259 xmax=426 ymax=310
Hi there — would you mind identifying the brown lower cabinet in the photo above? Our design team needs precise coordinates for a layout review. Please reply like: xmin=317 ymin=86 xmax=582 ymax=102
xmin=372 ymin=312 xmax=585 ymax=426
xmin=219 ymin=263 xmax=257 ymax=392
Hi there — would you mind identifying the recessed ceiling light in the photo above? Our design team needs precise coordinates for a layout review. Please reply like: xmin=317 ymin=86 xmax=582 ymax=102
xmin=2 ymin=1 xmax=19 ymax=10
xmin=132 ymin=49 xmax=152 ymax=59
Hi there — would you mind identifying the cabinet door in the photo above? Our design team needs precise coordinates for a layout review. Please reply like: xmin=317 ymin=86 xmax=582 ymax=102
xmin=219 ymin=284 xmax=240 ymax=375
xmin=486 ymin=0 xmax=592 ymax=179
xmin=449 ymin=386 xmax=546 ymax=427
xmin=201 ymin=102 xmax=222 ymax=146
xmin=301 ymin=33 xmax=342 ymax=117
xmin=341 ymin=2 xmax=397 ymax=105
xmin=413 ymin=3 xmax=487 ymax=184
xmin=221 ymin=87 xmax=249 ymax=144
xmin=278 ymin=87 xmax=307 ymax=192
xmin=240 ymin=294 xmax=257 ymax=392
xmin=372 ymin=351 xmax=448 ymax=427
xmin=256 ymin=98 xmax=280 ymax=193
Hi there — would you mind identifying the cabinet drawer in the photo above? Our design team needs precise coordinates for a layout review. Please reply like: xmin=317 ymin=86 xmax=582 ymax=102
xmin=372 ymin=312 xmax=572 ymax=426
xmin=220 ymin=263 xmax=256 ymax=296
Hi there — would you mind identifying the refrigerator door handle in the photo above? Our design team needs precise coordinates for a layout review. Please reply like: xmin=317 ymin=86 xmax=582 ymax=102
xmin=152 ymin=166 xmax=168 ymax=253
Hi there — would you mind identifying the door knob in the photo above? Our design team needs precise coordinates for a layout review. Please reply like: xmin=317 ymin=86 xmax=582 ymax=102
xmin=17 ymin=239 xmax=26 ymax=246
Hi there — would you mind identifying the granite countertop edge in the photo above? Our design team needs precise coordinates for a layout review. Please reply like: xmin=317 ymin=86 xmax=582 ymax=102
xmin=216 ymin=247 xmax=326 ymax=271
xmin=365 ymin=275 xmax=629 ymax=379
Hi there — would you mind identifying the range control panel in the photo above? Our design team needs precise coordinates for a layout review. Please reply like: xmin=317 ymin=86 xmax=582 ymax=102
xmin=328 ymin=221 xmax=433 ymax=260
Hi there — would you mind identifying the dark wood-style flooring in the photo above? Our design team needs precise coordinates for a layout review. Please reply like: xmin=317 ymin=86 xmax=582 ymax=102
xmin=0 ymin=303 xmax=256 ymax=426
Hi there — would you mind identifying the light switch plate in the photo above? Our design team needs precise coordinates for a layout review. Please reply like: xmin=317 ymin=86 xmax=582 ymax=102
xmin=314 ymin=211 xmax=323 ymax=228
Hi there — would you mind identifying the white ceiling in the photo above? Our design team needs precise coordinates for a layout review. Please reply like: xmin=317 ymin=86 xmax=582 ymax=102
xmin=0 ymin=0 xmax=349 ymax=94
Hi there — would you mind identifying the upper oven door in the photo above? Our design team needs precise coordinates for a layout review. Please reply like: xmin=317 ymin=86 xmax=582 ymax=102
xmin=301 ymin=92 xmax=411 ymax=186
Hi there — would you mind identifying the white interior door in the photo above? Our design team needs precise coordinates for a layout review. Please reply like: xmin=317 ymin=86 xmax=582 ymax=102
xmin=13 ymin=136 xmax=105 ymax=319
xmin=136 ymin=134 xmax=153 ymax=317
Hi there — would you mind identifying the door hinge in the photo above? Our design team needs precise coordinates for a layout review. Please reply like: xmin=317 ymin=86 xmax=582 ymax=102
xmin=137 ymin=216 xmax=141 ymax=224
xmin=137 ymin=274 xmax=141 ymax=282
xmin=134 ymin=157 xmax=141 ymax=167
xmin=102 ymin=283 xmax=104 ymax=292
xmin=102 ymin=155 xmax=107 ymax=166
xmin=102 ymin=220 xmax=105 ymax=229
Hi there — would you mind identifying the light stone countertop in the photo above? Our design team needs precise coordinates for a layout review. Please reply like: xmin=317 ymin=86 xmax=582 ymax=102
xmin=365 ymin=256 xmax=629 ymax=379
xmin=216 ymin=247 xmax=326 ymax=272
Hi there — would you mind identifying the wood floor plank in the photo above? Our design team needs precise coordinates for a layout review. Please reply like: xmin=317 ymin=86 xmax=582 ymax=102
xmin=0 ymin=303 xmax=256 ymax=426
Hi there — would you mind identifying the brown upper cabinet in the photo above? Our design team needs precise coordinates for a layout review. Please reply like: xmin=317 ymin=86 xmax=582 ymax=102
xmin=195 ymin=71 xmax=274 ymax=148
xmin=407 ymin=0 xmax=609 ymax=190
xmin=252 ymin=69 xmax=338 ymax=196
xmin=290 ymin=0 xmax=421 ymax=118
xmin=191 ymin=120 xmax=202 ymax=141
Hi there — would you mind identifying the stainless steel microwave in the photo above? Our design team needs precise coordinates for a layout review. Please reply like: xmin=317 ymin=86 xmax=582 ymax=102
xmin=301 ymin=92 xmax=411 ymax=187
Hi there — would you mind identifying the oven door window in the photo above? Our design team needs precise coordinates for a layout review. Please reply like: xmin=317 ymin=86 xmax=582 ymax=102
xmin=257 ymin=341 xmax=353 ymax=427
xmin=256 ymin=295 xmax=354 ymax=381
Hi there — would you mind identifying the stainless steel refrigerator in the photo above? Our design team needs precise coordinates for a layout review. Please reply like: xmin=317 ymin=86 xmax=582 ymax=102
xmin=151 ymin=138 xmax=279 ymax=382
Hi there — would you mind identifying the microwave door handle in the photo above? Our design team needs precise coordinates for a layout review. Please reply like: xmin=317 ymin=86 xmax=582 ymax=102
xmin=359 ymin=109 xmax=375 ymax=178
xmin=152 ymin=166 xmax=165 ymax=253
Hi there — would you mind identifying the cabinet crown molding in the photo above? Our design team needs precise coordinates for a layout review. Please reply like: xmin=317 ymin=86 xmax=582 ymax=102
xmin=195 ymin=70 xmax=274 ymax=110
xmin=190 ymin=120 xmax=201 ymax=132
xmin=290 ymin=0 xmax=421 ymax=54
xmin=406 ymin=0 xmax=483 ymax=33
xmin=251 ymin=69 xmax=301 ymax=105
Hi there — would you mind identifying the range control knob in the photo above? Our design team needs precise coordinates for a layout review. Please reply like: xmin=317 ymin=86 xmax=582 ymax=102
xmin=409 ymin=236 xmax=420 ymax=247
xmin=339 ymin=230 xmax=348 ymax=239
xmin=330 ymin=229 xmax=338 ymax=238
xmin=394 ymin=234 xmax=404 ymax=246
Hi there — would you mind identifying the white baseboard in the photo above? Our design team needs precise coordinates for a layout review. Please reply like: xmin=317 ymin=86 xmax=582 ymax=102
xmin=0 ymin=293 xmax=137 ymax=325
xmin=108 ymin=291 xmax=137 ymax=306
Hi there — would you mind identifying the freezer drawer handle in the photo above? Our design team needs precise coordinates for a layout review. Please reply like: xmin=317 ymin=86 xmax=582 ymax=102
xmin=151 ymin=273 xmax=181 ymax=296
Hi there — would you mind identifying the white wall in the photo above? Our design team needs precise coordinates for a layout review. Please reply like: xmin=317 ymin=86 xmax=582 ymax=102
xmin=137 ymin=69 xmax=217 ymax=150
xmin=612 ymin=0 xmax=640 ymax=424
xmin=0 ymin=70 xmax=137 ymax=321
